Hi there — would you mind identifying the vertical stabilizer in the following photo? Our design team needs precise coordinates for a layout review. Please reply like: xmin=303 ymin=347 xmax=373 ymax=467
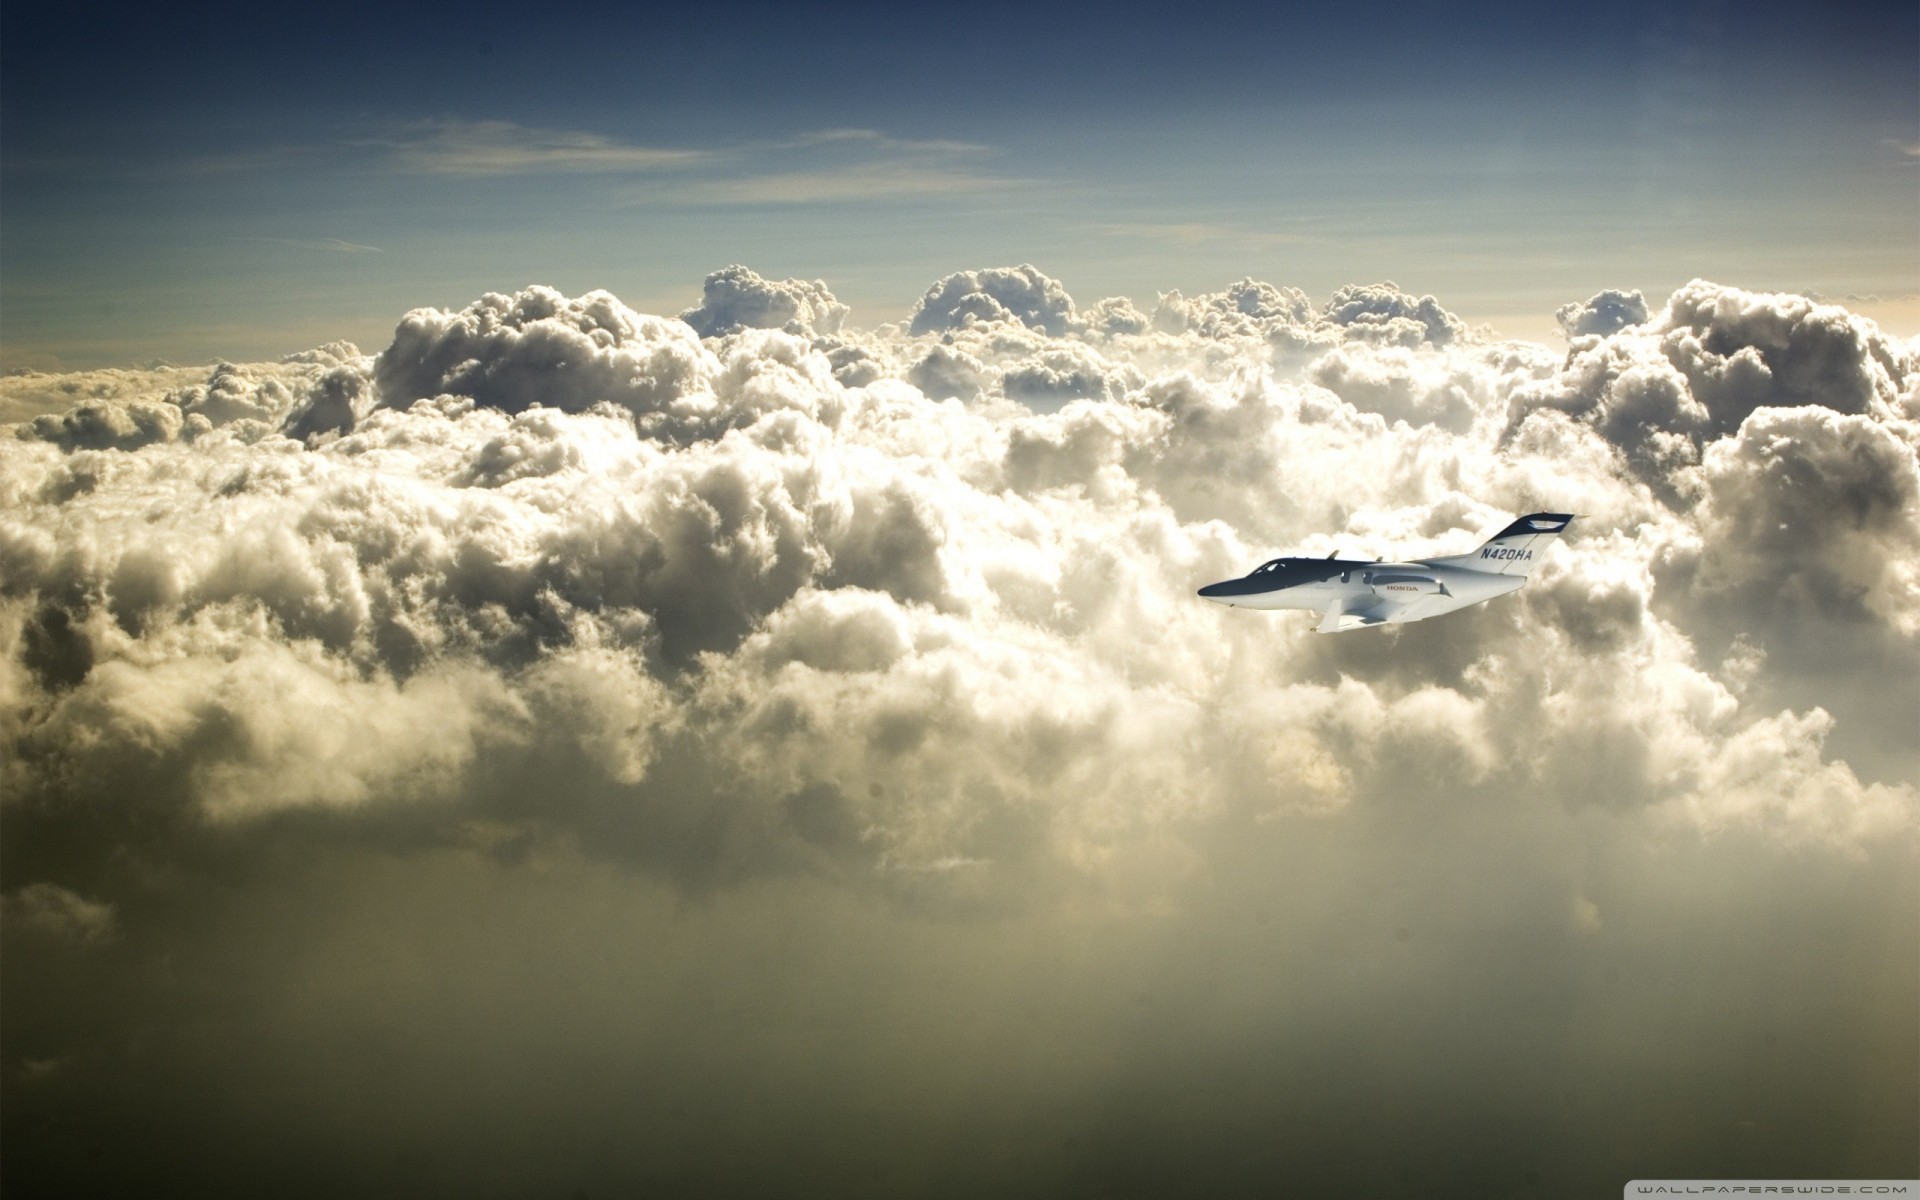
xmin=1434 ymin=512 xmax=1574 ymax=576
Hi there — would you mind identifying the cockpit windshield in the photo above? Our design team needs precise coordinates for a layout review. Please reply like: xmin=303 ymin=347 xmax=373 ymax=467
xmin=1241 ymin=556 xmax=1346 ymax=586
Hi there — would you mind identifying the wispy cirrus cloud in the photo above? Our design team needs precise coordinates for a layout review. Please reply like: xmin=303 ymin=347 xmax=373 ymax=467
xmin=85 ymin=118 xmax=1022 ymax=204
xmin=669 ymin=162 xmax=1016 ymax=205
xmin=242 ymin=236 xmax=383 ymax=253
xmin=625 ymin=126 xmax=1018 ymax=205
xmin=354 ymin=120 xmax=1012 ymax=201
xmin=1094 ymin=220 xmax=1314 ymax=248
xmin=357 ymin=118 xmax=715 ymax=175
xmin=769 ymin=128 xmax=992 ymax=157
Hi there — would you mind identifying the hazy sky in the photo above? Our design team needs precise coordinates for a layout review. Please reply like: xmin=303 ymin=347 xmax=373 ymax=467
xmin=3 ymin=0 xmax=1915 ymax=367
xmin=3 ymin=4 xmax=1917 ymax=1198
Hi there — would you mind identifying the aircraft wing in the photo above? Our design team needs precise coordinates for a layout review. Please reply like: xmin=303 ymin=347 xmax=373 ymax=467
xmin=1316 ymin=591 xmax=1456 ymax=633
xmin=1317 ymin=595 xmax=1393 ymax=633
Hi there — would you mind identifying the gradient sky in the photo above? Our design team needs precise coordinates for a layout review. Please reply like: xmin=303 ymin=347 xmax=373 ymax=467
xmin=3 ymin=0 xmax=1915 ymax=367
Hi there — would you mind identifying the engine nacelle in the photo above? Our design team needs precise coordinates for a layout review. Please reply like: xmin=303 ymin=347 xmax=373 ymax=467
xmin=1370 ymin=573 xmax=1444 ymax=598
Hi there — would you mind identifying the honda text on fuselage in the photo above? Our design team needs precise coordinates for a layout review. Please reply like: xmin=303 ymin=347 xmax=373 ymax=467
xmin=1198 ymin=513 xmax=1575 ymax=633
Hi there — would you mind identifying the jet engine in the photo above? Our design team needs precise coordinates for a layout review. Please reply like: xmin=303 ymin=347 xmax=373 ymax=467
xmin=1369 ymin=573 xmax=1445 ymax=598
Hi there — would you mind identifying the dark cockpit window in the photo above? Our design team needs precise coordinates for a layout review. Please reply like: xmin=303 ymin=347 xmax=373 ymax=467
xmin=1244 ymin=556 xmax=1348 ymax=586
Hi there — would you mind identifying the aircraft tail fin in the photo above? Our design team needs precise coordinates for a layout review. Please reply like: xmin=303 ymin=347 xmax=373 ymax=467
xmin=1432 ymin=512 xmax=1574 ymax=577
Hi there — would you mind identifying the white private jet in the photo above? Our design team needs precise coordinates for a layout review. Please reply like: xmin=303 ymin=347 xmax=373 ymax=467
xmin=1198 ymin=512 xmax=1575 ymax=632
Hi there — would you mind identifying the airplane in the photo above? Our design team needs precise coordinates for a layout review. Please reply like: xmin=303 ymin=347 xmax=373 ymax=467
xmin=1198 ymin=512 xmax=1575 ymax=632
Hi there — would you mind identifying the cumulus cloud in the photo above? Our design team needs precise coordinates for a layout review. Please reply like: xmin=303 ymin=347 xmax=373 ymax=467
xmin=0 ymin=362 xmax=211 ymax=426
xmin=909 ymin=264 xmax=1080 ymax=336
xmin=5 ymin=268 xmax=1915 ymax=1196
xmin=1321 ymin=282 xmax=1468 ymax=347
xmin=9 ymin=344 xmax=376 ymax=456
xmin=680 ymin=265 xmax=850 ymax=338
xmin=1151 ymin=279 xmax=1314 ymax=337
xmin=21 ymin=399 xmax=187 ymax=452
xmin=1556 ymin=288 xmax=1649 ymax=339
xmin=372 ymin=286 xmax=713 ymax=426
xmin=6 ymin=269 xmax=1913 ymax=886
xmin=1507 ymin=279 xmax=1920 ymax=490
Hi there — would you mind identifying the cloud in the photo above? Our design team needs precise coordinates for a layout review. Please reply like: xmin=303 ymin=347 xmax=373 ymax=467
xmin=773 ymin=129 xmax=992 ymax=157
xmin=1306 ymin=342 xmax=1509 ymax=434
xmin=365 ymin=118 xmax=711 ymax=175
xmin=20 ymin=399 xmax=187 ymax=452
xmin=0 ymin=363 xmax=213 ymax=426
xmin=1152 ymin=279 xmax=1315 ymax=338
xmin=909 ymin=264 xmax=1083 ymax=337
xmin=241 ymin=237 xmax=383 ymax=254
xmin=1080 ymin=296 xmax=1152 ymax=337
xmin=1555 ymin=288 xmax=1649 ymax=339
xmin=592 ymin=126 xmax=1017 ymax=205
xmin=681 ymin=266 xmax=850 ymax=338
xmin=7 ymin=269 xmax=1912 ymax=879
xmin=13 ymin=347 xmax=373 ymax=451
xmin=371 ymin=286 xmax=716 ymax=428
xmin=5 ymin=268 xmax=1915 ymax=1197
xmin=1094 ymin=222 xmax=1313 ymax=252
xmin=1000 ymin=343 xmax=1135 ymax=407
xmin=687 ymin=129 xmax=1012 ymax=205
xmin=1321 ymin=282 xmax=1467 ymax=347
xmin=1657 ymin=706 xmax=1916 ymax=847
xmin=1683 ymin=405 xmax=1920 ymax=635
xmin=1 ymin=882 xmax=115 ymax=945
xmin=1506 ymin=280 xmax=1920 ymax=486
xmin=163 ymin=121 xmax=1017 ymax=208
xmin=680 ymin=163 xmax=1013 ymax=204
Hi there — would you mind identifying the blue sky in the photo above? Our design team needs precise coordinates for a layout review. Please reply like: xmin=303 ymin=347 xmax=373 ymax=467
xmin=3 ymin=0 xmax=1914 ymax=366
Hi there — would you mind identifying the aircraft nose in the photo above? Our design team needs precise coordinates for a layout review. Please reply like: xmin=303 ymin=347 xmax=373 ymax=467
xmin=1198 ymin=580 xmax=1231 ymax=603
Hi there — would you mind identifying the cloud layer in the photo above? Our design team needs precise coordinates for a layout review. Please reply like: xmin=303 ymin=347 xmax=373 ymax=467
xmin=6 ymin=269 xmax=1915 ymax=873
xmin=4 ymin=267 xmax=1915 ymax=1195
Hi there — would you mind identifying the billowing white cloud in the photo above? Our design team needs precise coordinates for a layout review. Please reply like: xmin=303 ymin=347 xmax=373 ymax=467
xmin=4 ymin=270 xmax=1914 ymax=920
xmin=0 ymin=362 xmax=212 ymax=426
xmin=1557 ymin=288 xmax=1650 ymax=339
xmin=13 ymin=347 xmax=373 ymax=451
xmin=1081 ymin=295 xmax=1152 ymax=337
xmin=1321 ymin=282 xmax=1468 ymax=347
xmin=1152 ymin=279 xmax=1314 ymax=337
xmin=371 ymin=286 xmax=717 ymax=431
xmin=680 ymin=265 xmax=850 ymax=338
xmin=1512 ymin=280 xmax=1918 ymax=460
xmin=909 ymin=264 xmax=1081 ymax=337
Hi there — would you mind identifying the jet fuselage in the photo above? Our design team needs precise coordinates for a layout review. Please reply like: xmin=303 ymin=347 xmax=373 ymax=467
xmin=1197 ymin=513 xmax=1575 ymax=632
xmin=1198 ymin=557 xmax=1523 ymax=620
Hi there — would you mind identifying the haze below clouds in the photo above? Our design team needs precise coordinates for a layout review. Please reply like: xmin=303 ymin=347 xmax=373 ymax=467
xmin=2 ymin=265 xmax=1916 ymax=1197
